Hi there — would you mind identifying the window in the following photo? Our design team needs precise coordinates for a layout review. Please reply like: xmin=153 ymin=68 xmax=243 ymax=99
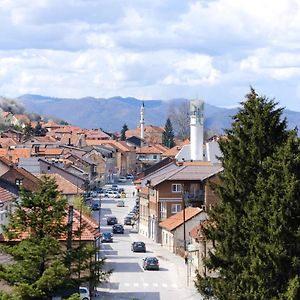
xmin=153 ymin=155 xmax=157 ymax=159
xmin=171 ymin=203 xmax=181 ymax=213
xmin=160 ymin=202 xmax=167 ymax=219
xmin=172 ymin=183 xmax=181 ymax=193
xmin=15 ymin=179 xmax=23 ymax=186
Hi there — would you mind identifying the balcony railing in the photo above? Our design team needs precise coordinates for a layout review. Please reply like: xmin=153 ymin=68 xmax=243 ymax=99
xmin=183 ymin=191 xmax=204 ymax=204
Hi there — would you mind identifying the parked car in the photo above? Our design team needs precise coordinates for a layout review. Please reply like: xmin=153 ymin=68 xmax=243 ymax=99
xmin=142 ymin=257 xmax=159 ymax=270
xmin=120 ymin=191 xmax=126 ymax=198
xmin=118 ymin=176 xmax=127 ymax=182
xmin=116 ymin=200 xmax=125 ymax=207
xmin=131 ymin=241 xmax=146 ymax=252
xmin=126 ymin=174 xmax=134 ymax=180
xmin=118 ymin=187 xmax=125 ymax=193
xmin=113 ymin=224 xmax=124 ymax=234
xmin=101 ymin=232 xmax=113 ymax=243
xmin=111 ymin=184 xmax=119 ymax=191
xmin=107 ymin=216 xmax=118 ymax=225
xmin=79 ymin=287 xmax=90 ymax=300
xmin=124 ymin=215 xmax=133 ymax=225
xmin=91 ymin=202 xmax=100 ymax=210
xmin=105 ymin=190 xmax=120 ymax=198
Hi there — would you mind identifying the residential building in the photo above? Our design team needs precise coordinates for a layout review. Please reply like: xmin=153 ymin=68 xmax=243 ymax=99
xmin=159 ymin=207 xmax=207 ymax=256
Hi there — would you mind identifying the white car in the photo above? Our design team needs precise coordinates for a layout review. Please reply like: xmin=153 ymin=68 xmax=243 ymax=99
xmin=79 ymin=287 xmax=90 ymax=300
xmin=118 ymin=176 xmax=127 ymax=182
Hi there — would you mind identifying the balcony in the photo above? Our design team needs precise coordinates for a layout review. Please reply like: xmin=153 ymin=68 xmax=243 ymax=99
xmin=183 ymin=191 xmax=204 ymax=205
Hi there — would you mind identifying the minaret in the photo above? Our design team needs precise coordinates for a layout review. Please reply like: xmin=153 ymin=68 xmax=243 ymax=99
xmin=140 ymin=101 xmax=145 ymax=140
xmin=190 ymin=100 xmax=204 ymax=161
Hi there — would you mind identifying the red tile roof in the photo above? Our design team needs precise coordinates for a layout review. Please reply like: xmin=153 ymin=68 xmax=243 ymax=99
xmin=0 ymin=148 xmax=31 ymax=163
xmin=159 ymin=207 xmax=203 ymax=231
xmin=0 ymin=187 xmax=16 ymax=204
xmin=0 ymin=207 xmax=99 ymax=242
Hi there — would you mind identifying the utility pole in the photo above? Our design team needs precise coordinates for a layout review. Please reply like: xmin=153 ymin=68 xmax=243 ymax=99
xmin=67 ymin=205 xmax=73 ymax=270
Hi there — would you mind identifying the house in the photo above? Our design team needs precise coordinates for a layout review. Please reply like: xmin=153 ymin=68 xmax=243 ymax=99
xmin=1 ymin=128 xmax=24 ymax=142
xmin=60 ymin=133 xmax=87 ymax=148
xmin=84 ymin=129 xmax=110 ymax=140
xmin=136 ymin=144 xmax=168 ymax=171
xmin=159 ymin=207 xmax=207 ymax=256
xmin=1 ymin=166 xmax=41 ymax=192
xmin=37 ymin=173 xmax=84 ymax=201
xmin=0 ymin=186 xmax=17 ymax=234
xmin=0 ymin=148 xmax=32 ymax=163
xmin=13 ymin=114 xmax=30 ymax=128
xmin=0 ymin=138 xmax=17 ymax=149
xmin=1 ymin=112 xmax=17 ymax=127
xmin=86 ymin=140 xmax=136 ymax=177
xmin=162 ymin=140 xmax=190 ymax=159
xmin=126 ymin=125 xmax=164 ymax=145
xmin=18 ymin=157 xmax=87 ymax=191
xmin=0 ymin=206 xmax=100 ymax=246
xmin=138 ymin=161 xmax=222 ymax=242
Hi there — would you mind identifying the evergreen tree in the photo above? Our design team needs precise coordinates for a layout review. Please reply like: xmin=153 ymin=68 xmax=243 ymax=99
xmin=0 ymin=176 xmax=111 ymax=299
xmin=195 ymin=88 xmax=300 ymax=299
xmin=33 ymin=122 xmax=47 ymax=136
xmin=162 ymin=118 xmax=175 ymax=148
xmin=120 ymin=123 xmax=128 ymax=141
xmin=23 ymin=123 xmax=34 ymax=138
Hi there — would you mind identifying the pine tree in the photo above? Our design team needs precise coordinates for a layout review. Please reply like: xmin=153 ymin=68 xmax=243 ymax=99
xmin=120 ymin=123 xmax=128 ymax=141
xmin=195 ymin=88 xmax=300 ymax=299
xmin=162 ymin=118 xmax=175 ymax=148
xmin=0 ymin=176 xmax=111 ymax=299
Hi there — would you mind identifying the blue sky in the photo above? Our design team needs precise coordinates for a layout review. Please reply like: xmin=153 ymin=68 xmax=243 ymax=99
xmin=0 ymin=0 xmax=300 ymax=111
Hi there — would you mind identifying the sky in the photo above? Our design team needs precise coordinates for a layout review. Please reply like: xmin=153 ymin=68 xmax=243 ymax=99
xmin=1 ymin=0 xmax=300 ymax=111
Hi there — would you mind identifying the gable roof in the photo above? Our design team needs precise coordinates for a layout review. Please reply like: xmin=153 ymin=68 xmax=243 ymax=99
xmin=142 ymin=162 xmax=223 ymax=187
xmin=0 ymin=187 xmax=17 ymax=204
xmin=138 ymin=144 xmax=168 ymax=154
xmin=159 ymin=207 xmax=203 ymax=231
xmin=0 ymin=148 xmax=32 ymax=163
xmin=85 ymin=140 xmax=133 ymax=152
xmin=36 ymin=173 xmax=84 ymax=195
xmin=0 ymin=207 xmax=100 ymax=243
xmin=0 ymin=138 xmax=17 ymax=148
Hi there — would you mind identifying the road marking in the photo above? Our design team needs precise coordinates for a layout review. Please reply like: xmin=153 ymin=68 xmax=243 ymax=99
xmin=162 ymin=283 xmax=168 ymax=288
xmin=171 ymin=283 xmax=178 ymax=288
xmin=124 ymin=283 xmax=130 ymax=287
xmin=143 ymin=283 xmax=149 ymax=287
xmin=152 ymin=283 xmax=158 ymax=287
xmin=133 ymin=282 xmax=139 ymax=287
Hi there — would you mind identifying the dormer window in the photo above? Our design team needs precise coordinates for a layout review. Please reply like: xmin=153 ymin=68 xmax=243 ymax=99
xmin=15 ymin=178 xmax=23 ymax=186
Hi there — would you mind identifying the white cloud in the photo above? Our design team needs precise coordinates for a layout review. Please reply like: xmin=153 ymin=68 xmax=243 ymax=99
xmin=1 ymin=1 xmax=300 ymax=110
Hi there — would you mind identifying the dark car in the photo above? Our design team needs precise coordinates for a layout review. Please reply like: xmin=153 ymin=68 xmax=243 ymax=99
xmin=131 ymin=241 xmax=146 ymax=252
xmin=91 ymin=202 xmax=100 ymax=210
xmin=112 ymin=224 xmax=124 ymax=234
xmin=143 ymin=257 xmax=159 ymax=270
xmin=107 ymin=216 xmax=118 ymax=225
xmin=101 ymin=232 xmax=113 ymax=243
xmin=124 ymin=215 xmax=133 ymax=225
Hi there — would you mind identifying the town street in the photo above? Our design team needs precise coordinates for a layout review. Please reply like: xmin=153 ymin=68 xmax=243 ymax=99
xmin=93 ymin=183 xmax=202 ymax=300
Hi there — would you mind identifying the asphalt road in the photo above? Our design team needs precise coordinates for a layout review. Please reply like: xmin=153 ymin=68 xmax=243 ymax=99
xmin=93 ymin=182 xmax=202 ymax=300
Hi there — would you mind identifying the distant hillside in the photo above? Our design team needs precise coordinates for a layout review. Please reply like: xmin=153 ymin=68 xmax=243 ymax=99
xmin=17 ymin=94 xmax=300 ymax=133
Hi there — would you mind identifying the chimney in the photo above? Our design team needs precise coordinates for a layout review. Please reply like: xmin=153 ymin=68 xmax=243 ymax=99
xmin=190 ymin=100 xmax=204 ymax=161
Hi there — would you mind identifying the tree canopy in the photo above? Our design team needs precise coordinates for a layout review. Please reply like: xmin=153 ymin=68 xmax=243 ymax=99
xmin=195 ymin=88 xmax=300 ymax=299
xmin=162 ymin=118 xmax=175 ymax=148
xmin=120 ymin=123 xmax=128 ymax=141
xmin=0 ymin=176 xmax=110 ymax=299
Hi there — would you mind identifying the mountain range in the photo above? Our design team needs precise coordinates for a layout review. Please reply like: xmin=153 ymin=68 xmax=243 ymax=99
xmin=17 ymin=94 xmax=300 ymax=133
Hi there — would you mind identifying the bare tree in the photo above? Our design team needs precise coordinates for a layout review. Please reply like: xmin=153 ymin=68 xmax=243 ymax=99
xmin=168 ymin=100 xmax=190 ymax=141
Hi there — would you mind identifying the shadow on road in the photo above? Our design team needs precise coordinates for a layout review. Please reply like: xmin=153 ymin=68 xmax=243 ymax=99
xmin=108 ymin=262 xmax=143 ymax=272
xmin=96 ymin=291 xmax=160 ymax=300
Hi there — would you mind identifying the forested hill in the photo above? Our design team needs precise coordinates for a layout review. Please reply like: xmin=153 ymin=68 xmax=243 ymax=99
xmin=17 ymin=94 xmax=300 ymax=132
